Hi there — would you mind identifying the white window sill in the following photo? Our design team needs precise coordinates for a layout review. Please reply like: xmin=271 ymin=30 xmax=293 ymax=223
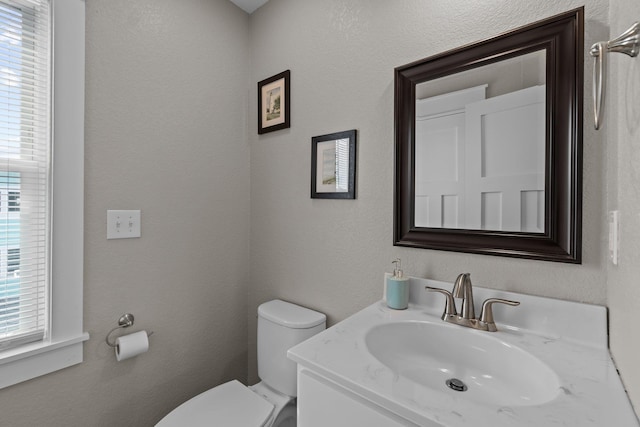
xmin=0 ymin=332 xmax=89 ymax=389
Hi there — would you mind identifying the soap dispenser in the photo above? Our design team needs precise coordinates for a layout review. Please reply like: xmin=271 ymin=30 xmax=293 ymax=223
xmin=386 ymin=258 xmax=409 ymax=310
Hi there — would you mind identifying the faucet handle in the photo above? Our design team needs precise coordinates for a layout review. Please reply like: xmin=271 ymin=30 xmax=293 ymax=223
xmin=479 ymin=298 xmax=520 ymax=332
xmin=425 ymin=286 xmax=457 ymax=319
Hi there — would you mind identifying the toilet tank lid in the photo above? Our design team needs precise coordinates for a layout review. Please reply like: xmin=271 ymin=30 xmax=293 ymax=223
xmin=258 ymin=300 xmax=326 ymax=329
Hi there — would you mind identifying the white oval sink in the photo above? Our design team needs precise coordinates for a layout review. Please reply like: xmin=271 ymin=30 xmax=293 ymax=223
xmin=365 ymin=321 xmax=560 ymax=406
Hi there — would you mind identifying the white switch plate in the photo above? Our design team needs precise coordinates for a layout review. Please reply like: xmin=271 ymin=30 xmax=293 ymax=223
xmin=107 ymin=210 xmax=141 ymax=239
xmin=609 ymin=210 xmax=619 ymax=265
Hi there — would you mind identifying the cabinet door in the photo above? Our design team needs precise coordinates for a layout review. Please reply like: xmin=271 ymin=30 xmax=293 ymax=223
xmin=297 ymin=369 xmax=421 ymax=427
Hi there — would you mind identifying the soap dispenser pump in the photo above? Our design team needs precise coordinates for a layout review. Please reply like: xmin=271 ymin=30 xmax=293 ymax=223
xmin=386 ymin=258 xmax=409 ymax=310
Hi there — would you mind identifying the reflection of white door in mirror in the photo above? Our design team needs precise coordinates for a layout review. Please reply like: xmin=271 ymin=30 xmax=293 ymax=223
xmin=414 ymin=85 xmax=545 ymax=233
xmin=465 ymin=85 xmax=545 ymax=233
xmin=415 ymin=86 xmax=486 ymax=228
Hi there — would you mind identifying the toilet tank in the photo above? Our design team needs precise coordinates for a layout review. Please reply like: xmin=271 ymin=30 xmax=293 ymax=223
xmin=257 ymin=300 xmax=326 ymax=397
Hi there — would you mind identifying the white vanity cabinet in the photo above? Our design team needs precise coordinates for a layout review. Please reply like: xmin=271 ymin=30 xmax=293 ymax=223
xmin=288 ymin=276 xmax=639 ymax=427
xmin=297 ymin=368 xmax=424 ymax=427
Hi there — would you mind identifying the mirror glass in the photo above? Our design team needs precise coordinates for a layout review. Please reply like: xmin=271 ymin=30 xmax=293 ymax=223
xmin=394 ymin=8 xmax=583 ymax=263
xmin=414 ymin=51 xmax=546 ymax=232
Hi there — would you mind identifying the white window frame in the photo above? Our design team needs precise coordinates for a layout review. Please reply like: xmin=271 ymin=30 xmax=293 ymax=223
xmin=0 ymin=0 xmax=88 ymax=389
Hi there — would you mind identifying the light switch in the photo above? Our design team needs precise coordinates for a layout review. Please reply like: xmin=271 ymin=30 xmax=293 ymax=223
xmin=609 ymin=210 xmax=619 ymax=265
xmin=107 ymin=210 xmax=141 ymax=239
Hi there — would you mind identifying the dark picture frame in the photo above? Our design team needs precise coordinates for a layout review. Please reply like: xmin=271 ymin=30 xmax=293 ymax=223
xmin=311 ymin=130 xmax=357 ymax=199
xmin=258 ymin=70 xmax=290 ymax=134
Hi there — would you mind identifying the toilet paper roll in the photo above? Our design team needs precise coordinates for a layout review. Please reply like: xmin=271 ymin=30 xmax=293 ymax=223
xmin=115 ymin=330 xmax=149 ymax=362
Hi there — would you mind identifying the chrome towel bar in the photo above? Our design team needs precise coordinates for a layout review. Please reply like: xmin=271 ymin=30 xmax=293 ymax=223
xmin=590 ymin=22 xmax=640 ymax=130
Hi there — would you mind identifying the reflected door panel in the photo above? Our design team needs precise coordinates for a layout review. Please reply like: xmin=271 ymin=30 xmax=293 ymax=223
xmin=415 ymin=113 xmax=464 ymax=228
xmin=415 ymin=86 xmax=486 ymax=228
xmin=465 ymin=85 xmax=545 ymax=232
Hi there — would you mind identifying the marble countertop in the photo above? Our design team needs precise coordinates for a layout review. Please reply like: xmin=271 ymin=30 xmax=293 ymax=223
xmin=288 ymin=276 xmax=639 ymax=427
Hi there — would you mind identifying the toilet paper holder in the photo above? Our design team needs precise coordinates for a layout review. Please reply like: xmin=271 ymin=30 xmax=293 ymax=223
xmin=105 ymin=313 xmax=153 ymax=347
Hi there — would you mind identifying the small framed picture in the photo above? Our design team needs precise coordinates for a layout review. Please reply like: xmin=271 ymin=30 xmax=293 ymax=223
xmin=311 ymin=129 xmax=357 ymax=199
xmin=258 ymin=70 xmax=290 ymax=134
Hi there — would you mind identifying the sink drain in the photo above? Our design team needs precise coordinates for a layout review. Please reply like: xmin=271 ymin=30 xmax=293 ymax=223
xmin=446 ymin=378 xmax=468 ymax=392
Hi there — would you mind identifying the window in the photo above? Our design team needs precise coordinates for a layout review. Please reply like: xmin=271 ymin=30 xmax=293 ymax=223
xmin=7 ymin=248 xmax=19 ymax=274
xmin=8 ymin=191 xmax=19 ymax=211
xmin=0 ymin=0 xmax=49 ymax=350
xmin=0 ymin=0 xmax=86 ymax=389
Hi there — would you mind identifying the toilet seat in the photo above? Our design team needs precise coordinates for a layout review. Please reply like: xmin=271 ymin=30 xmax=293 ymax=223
xmin=156 ymin=380 xmax=274 ymax=427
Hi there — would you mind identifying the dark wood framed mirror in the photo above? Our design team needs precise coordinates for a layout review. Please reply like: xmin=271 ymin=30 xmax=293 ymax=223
xmin=394 ymin=8 xmax=583 ymax=263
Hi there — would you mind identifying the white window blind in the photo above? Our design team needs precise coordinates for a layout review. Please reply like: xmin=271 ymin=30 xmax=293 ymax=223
xmin=0 ymin=0 xmax=50 ymax=350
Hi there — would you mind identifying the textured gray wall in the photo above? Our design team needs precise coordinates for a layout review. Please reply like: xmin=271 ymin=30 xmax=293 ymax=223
xmin=247 ymin=0 xmax=610 ymax=383
xmin=0 ymin=1 xmax=251 ymax=426
xmin=608 ymin=0 xmax=640 ymax=412
xmin=2 ymin=1 xmax=638 ymax=426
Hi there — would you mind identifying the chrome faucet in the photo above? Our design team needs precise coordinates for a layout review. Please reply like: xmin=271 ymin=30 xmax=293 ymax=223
xmin=425 ymin=273 xmax=520 ymax=332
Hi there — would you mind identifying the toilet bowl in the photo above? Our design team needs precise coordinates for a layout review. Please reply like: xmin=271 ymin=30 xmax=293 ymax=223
xmin=156 ymin=300 xmax=326 ymax=427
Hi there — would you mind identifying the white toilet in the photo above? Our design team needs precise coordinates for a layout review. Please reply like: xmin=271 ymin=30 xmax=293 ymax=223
xmin=156 ymin=299 xmax=326 ymax=427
